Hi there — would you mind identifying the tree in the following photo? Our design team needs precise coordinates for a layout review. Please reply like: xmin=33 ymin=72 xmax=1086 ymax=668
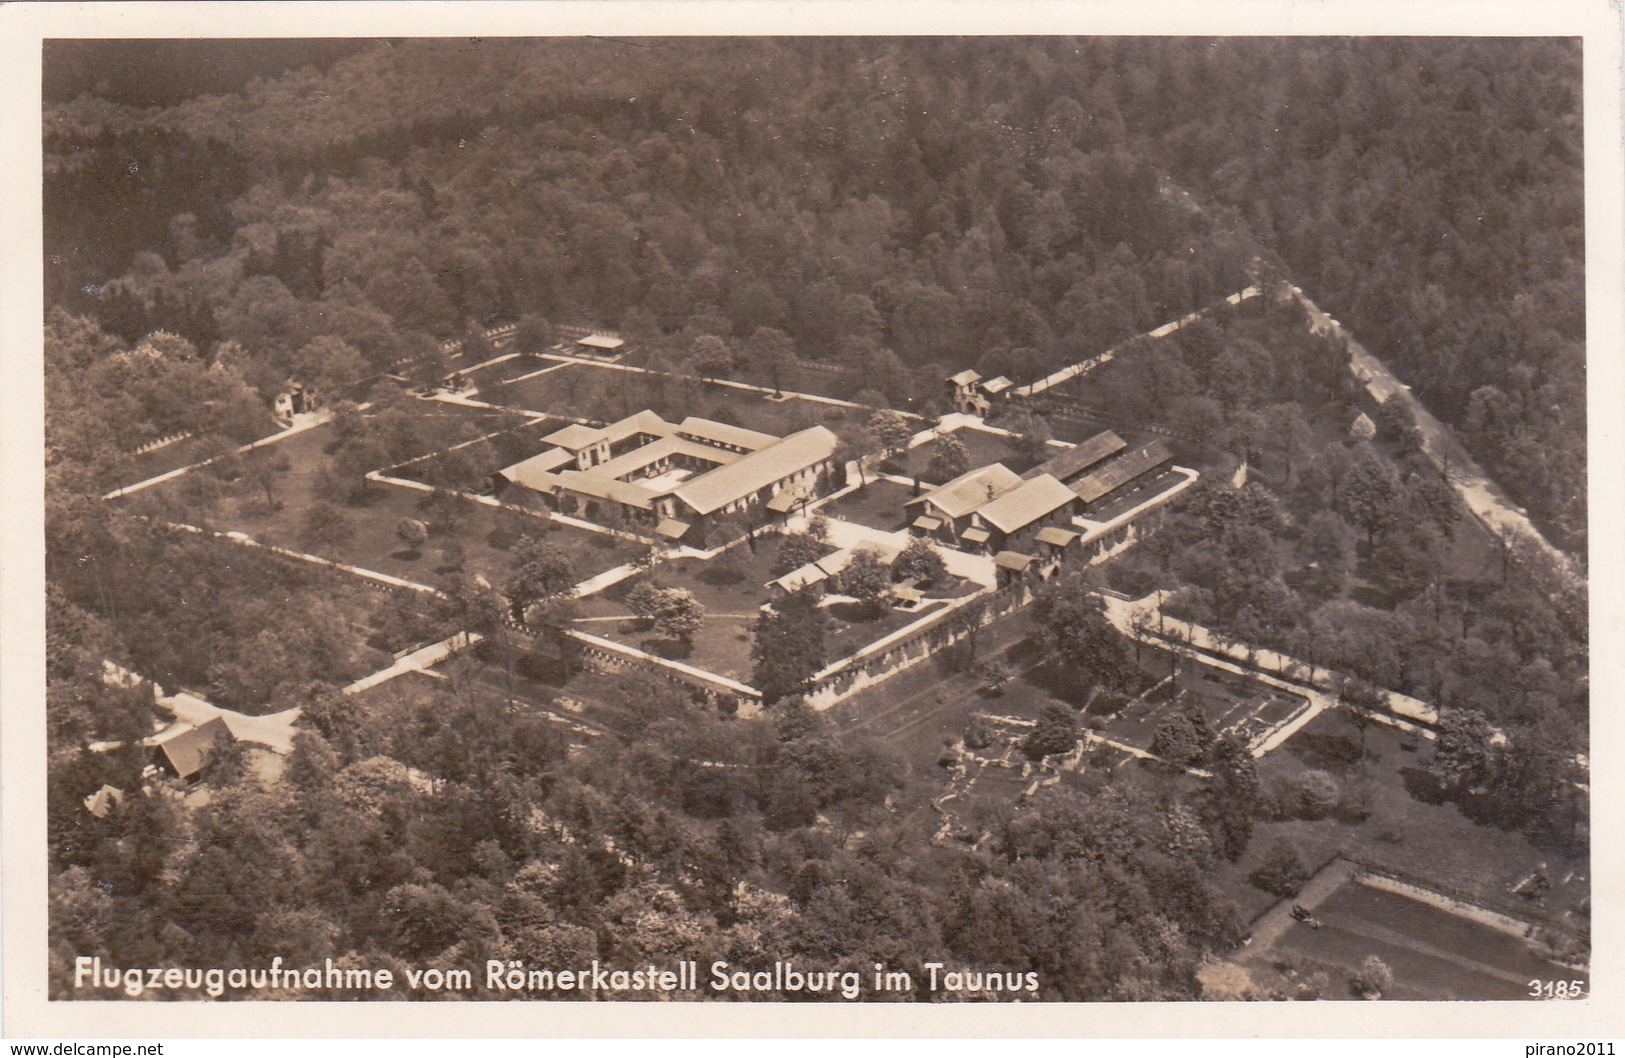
xmin=293 ymin=335 xmax=369 ymax=396
xmin=1250 ymin=838 xmax=1310 ymax=897
xmin=625 ymin=581 xmax=664 ymax=621
xmin=1299 ymin=510 xmax=1358 ymax=598
xmin=925 ymin=433 xmax=970 ymax=483
xmin=299 ymin=501 xmax=355 ymax=556
xmin=893 ymin=537 xmax=947 ymax=585
xmin=771 ymin=532 xmax=827 ymax=576
xmin=174 ymin=469 xmax=224 ymax=526
xmin=1351 ymin=955 xmax=1394 ymax=999
xmin=869 ymin=410 xmax=914 ymax=456
xmin=689 ymin=334 xmax=735 ymax=378
xmin=514 ymin=313 xmax=556 ymax=355
xmin=243 ymin=449 xmax=291 ymax=510
xmin=1006 ymin=411 xmax=1055 ymax=469
xmin=1150 ymin=710 xmax=1208 ymax=766
xmin=395 ymin=517 xmax=429 ymax=558
xmin=1021 ymin=703 xmax=1078 ymax=761
xmin=837 ymin=546 xmax=891 ymax=614
xmin=1430 ymin=708 xmax=1499 ymax=793
xmin=1030 ymin=578 xmax=1138 ymax=692
xmin=1297 ymin=770 xmax=1341 ymax=818
xmin=648 ymin=587 xmax=705 ymax=642
xmin=833 ymin=426 xmax=880 ymax=488
xmin=506 ymin=535 xmax=577 ymax=615
xmin=1200 ymin=734 xmax=1260 ymax=861
xmin=750 ymin=593 xmax=827 ymax=705
xmin=1338 ymin=446 xmax=1402 ymax=547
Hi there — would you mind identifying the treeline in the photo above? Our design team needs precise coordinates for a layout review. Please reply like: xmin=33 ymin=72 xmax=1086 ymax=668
xmin=44 ymin=38 xmax=1254 ymax=410
xmin=1113 ymin=37 xmax=1585 ymax=549
xmin=46 ymin=38 xmax=1583 ymax=543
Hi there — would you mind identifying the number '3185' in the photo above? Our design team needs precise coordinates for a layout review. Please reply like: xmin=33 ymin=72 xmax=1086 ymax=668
xmin=1528 ymin=979 xmax=1587 ymax=999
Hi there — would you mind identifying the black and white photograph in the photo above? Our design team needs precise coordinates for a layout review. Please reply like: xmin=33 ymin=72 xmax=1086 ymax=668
xmin=5 ymin=0 xmax=1622 ymax=1042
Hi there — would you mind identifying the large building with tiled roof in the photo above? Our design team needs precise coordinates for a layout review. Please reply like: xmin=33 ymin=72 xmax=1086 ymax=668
xmin=494 ymin=411 xmax=837 ymax=541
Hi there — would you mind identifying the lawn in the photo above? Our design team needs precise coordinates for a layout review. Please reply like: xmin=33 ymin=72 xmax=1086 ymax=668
xmin=822 ymin=478 xmax=918 ymax=532
xmin=1262 ymin=875 xmax=1581 ymax=1000
xmin=1093 ymin=659 xmax=1304 ymax=752
xmin=823 ymin=599 xmax=946 ymax=666
xmin=393 ymin=417 xmax=566 ymax=489
xmin=113 ymin=433 xmax=233 ymax=490
xmin=483 ymin=361 xmax=601 ymax=413
xmin=893 ymin=428 xmax=1030 ymax=484
xmin=1212 ymin=706 xmax=1589 ymax=936
xmin=829 ymin=606 xmax=1042 ymax=770
xmin=482 ymin=362 xmax=885 ymax=450
xmin=135 ymin=417 xmax=640 ymax=591
xmin=569 ymin=542 xmax=786 ymax=681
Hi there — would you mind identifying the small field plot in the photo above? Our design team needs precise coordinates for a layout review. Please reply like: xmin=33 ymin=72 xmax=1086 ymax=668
xmin=484 ymin=361 xmax=603 ymax=413
xmin=571 ymin=544 xmax=784 ymax=681
xmin=892 ymin=429 xmax=1029 ymax=484
xmin=484 ymin=363 xmax=881 ymax=450
xmin=823 ymin=599 xmax=947 ymax=666
xmin=113 ymin=433 xmax=232 ymax=490
xmin=134 ymin=419 xmax=639 ymax=590
xmin=821 ymin=479 xmax=917 ymax=532
xmin=1092 ymin=658 xmax=1302 ymax=754
xmin=1214 ymin=707 xmax=1590 ymax=940
xmin=1257 ymin=875 xmax=1579 ymax=1000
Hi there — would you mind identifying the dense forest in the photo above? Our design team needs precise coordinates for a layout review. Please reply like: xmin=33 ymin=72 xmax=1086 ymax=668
xmin=44 ymin=37 xmax=1583 ymax=546
xmin=43 ymin=37 xmax=1586 ymax=1001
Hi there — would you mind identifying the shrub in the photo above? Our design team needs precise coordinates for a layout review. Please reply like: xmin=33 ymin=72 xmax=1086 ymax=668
xmin=1350 ymin=956 xmax=1393 ymax=999
xmin=1298 ymin=769 xmax=1341 ymax=818
xmin=1250 ymin=838 xmax=1311 ymax=897
xmin=962 ymin=715 xmax=997 ymax=751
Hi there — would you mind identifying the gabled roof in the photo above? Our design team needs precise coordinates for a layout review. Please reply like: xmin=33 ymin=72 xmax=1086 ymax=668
xmin=677 ymin=416 xmax=777 ymax=452
xmin=541 ymin=422 xmax=605 ymax=451
xmin=675 ymin=426 xmax=837 ymax=516
xmin=993 ymin=551 xmax=1036 ymax=572
xmin=1036 ymin=526 xmax=1080 ymax=549
xmin=577 ymin=334 xmax=625 ymax=351
xmin=976 ymin=474 xmax=1077 ymax=534
xmin=157 ymin=716 xmax=232 ymax=780
xmin=498 ymin=447 xmax=575 ymax=491
xmin=981 ymin=376 xmax=1013 ymax=395
xmin=656 ymin=518 xmax=691 ymax=540
xmin=947 ymin=369 xmax=982 ymax=387
xmin=1026 ymin=430 xmax=1127 ymax=483
xmin=770 ymin=563 xmax=829 ymax=595
xmin=543 ymin=410 xmax=671 ymax=452
xmin=593 ymin=435 xmax=738 ymax=482
xmin=1070 ymin=442 xmax=1174 ymax=505
xmin=813 ymin=549 xmax=854 ymax=578
xmin=553 ymin=470 xmax=658 ymax=509
xmin=766 ymin=489 xmax=809 ymax=513
xmin=905 ymin=463 xmax=1022 ymax=520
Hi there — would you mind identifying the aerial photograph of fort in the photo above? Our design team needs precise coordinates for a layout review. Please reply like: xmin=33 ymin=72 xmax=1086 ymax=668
xmin=41 ymin=35 xmax=1588 ymax=1003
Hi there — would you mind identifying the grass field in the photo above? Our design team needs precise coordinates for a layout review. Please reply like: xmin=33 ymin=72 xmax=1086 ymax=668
xmin=893 ymin=429 xmax=1030 ymax=484
xmin=1213 ymin=706 xmax=1589 ymax=933
xmin=1257 ymin=874 xmax=1579 ymax=1000
xmin=822 ymin=479 xmax=918 ymax=531
xmin=481 ymin=361 xmax=882 ymax=450
xmin=571 ymin=542 xmax=784 ymax=680
xmin=134 ymin=416 xmax=641 ymax=591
